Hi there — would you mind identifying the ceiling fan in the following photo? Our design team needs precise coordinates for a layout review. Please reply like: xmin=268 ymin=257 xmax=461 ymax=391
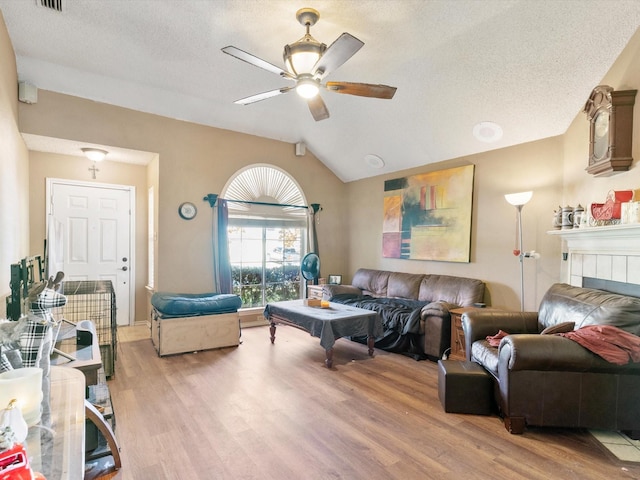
xmin=221 ymin=7 xmax=397 ymax=121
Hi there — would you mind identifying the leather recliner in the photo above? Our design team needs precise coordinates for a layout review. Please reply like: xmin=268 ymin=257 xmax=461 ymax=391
xmin=463 ymin=283 xmax=640 ymax=435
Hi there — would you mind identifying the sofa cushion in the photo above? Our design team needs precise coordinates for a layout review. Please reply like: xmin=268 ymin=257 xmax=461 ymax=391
xmin=541 ymin=321 xmax=575 ymax=335
xmin=470 ymin=340 xmax=499 ymax=377
xmin=538 ymin=283 xmax=640 ymax=336
xmin=351 ymin=269 xmax=391 ymax=297
xmin=418 ymin=274 xmax=485 ymax=306
xmin=387 ymin=272 xmax=424 ymax=299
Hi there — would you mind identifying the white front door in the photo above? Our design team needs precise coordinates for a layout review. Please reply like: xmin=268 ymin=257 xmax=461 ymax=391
xmin=47 ymin=179 xmax=135 ymax=326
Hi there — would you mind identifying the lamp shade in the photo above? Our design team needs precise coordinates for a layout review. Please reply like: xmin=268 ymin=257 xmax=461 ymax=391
xmin=0 ymin=368 xmax=43 ymax=427
xmin=504 ymin=191 xmax=533 ymax=206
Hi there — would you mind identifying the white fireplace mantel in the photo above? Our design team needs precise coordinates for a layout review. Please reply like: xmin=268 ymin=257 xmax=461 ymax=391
xmin=547 ymin=224 xmax=640 ymax=286
xmin=547 ymin=224 xmax=640 ymax=254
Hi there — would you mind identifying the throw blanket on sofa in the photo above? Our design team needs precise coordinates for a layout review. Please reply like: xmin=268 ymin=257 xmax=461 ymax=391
xmin=559 ymin=325 xmax=640 ymax=365
xmin=330 ymin=294 xmax=426 ymax=334
xmin=330 ymin=294 xmax=429 ymax=357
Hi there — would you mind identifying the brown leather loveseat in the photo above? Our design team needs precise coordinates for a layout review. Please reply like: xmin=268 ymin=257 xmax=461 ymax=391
xmin=463 ymin=283 xmax=640 ymax=435
xmin=322 ymin=268 xmax=485 ymax=361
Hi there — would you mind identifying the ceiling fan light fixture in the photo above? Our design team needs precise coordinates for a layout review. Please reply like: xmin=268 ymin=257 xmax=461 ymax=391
xmin=296 ymin=77 xmax=319 ymax=99
xmin=284 ymin=36 xmax=325 ymax=76
xmin=81 ymin=147 xmax=108 ymax=162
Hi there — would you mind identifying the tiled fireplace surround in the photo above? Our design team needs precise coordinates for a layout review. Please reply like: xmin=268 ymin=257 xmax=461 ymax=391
xmin=549 ymin=224 xmax=640 ymax=289
xmin=549 ymin=224 xmax=640 ymax=461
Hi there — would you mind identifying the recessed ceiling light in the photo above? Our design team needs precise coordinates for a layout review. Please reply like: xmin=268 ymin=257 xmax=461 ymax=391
xmin=364 ymin=154 xmax=384 ymax=168
xmin=473 ymin=121 xmax=503 ymax=143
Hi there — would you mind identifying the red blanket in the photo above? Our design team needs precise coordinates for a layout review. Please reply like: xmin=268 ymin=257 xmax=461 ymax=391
xmin=559 ymin=325 xmax=640 ymax=365
xmin=486 ymin=330 xmax=509 ymax=347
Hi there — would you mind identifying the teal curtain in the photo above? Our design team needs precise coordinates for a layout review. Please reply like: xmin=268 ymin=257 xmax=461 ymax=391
xmin=212 ymin=199 xmax=232 ymax=293
xmin=307 ymin=204 xmax=321 ymax=281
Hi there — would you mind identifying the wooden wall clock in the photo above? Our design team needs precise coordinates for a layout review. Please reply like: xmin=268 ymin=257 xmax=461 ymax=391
xmin=583 ymin=85 xmax=637 ymax=176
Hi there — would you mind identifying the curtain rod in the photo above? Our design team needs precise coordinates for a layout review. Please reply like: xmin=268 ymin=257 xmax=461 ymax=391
xmin=203 ymin=193 xmax=321 ymax=212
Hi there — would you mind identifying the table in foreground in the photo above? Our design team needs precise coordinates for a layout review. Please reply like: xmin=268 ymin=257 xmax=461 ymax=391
xmin=26 ymin=366 xmax=85 ymax=480
xmin=264 ymin=299 xmax=383 ymax=368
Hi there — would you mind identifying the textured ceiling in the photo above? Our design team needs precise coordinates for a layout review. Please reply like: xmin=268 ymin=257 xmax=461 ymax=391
xmin=2 ymin=1 xmax=640 ymax=182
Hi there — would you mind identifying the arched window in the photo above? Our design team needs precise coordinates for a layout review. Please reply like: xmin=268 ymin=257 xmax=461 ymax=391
xmin=222 ymin=165 xmax=308 ymax=308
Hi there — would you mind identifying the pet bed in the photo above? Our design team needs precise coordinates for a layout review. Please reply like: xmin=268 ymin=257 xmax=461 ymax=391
xmin=150 ymin=292 xmax=242 ymax=356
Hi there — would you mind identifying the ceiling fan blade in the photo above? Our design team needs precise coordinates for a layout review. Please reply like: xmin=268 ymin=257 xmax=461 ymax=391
xmin=326 ymin=81 xmax=397 ymax=99
xmin=313 ymin=33 xmax=364 ymax=79
xmin=308 ymin=95 xmax=330 ymax=121
xmin=234 ymin=86 xmax=294 ymax=105
xmin=222 ymin=46 xmax=295 ymax=80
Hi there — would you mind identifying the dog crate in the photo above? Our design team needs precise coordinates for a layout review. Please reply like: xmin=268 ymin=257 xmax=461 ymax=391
xmin=57 ymin=280 xmax=117 ymax=377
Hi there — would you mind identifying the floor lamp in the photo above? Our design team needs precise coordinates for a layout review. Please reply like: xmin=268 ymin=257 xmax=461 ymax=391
xmin=504 ymin=191 xmax=533 ymax=311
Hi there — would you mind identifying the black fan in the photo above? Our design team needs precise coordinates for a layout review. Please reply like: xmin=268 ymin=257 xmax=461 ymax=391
xmin=300 ymin=252 xmax=320 ymax=283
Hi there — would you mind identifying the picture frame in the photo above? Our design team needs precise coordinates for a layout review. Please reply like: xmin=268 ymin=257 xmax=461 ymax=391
xmin=328 ymin=275 xmax=342 ymax=285
xmin=382 ymin=164 xmax=475 ymax=262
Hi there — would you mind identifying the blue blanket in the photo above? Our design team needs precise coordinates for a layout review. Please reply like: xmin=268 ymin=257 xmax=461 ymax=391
xmin=151 ymin=292 xmax=242 ymax=318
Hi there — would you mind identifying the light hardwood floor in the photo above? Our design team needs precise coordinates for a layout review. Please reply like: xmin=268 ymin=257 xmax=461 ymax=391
xmin=105 ymin=324 xmax=640 ymax=480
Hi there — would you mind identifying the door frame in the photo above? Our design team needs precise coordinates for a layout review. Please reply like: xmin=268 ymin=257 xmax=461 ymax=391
xmin=45 ymin=177 xmax=136 ymax=326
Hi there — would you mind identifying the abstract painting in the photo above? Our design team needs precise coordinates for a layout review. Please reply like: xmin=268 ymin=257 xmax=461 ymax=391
xmin=383 ymin=164 xmax=474 ymax=262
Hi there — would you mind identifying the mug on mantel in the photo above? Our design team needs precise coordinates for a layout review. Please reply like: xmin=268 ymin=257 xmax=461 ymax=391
xmin=561 ymin=206 xmax=574 ymax=230
xmin=573 ymin=204 xmax=584 ymax=228
xmin=553 ymin=207 xmax=562 ymax=229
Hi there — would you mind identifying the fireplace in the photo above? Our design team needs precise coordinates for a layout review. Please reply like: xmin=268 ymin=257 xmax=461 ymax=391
xmin=548 ymin=224 xmax=640 ymax=288
xmin=582 ymin=276 xmax=640 ymax=297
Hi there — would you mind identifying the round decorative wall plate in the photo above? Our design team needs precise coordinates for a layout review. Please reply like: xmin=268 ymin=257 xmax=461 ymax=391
xmin=178 ymin=202 xmax=197 ymax=220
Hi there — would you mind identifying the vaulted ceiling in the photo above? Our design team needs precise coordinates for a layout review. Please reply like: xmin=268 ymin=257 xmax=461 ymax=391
xmin=2 ymin=1 xmax=640 ymax=182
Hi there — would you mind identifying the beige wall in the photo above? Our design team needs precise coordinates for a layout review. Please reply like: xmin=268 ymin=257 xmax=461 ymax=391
xmin=18 ymin=91 xmax=349 ymax=322
xmin=0 ymin=11 xmax=29 ymax=317
xmin=28 ymin=151 xmax=149 ymax=323
xmin=346 ymin=138 xmax=563 ymax=311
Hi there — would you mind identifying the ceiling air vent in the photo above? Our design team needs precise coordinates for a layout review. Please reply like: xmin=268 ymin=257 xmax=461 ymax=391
xmin=36 ymin=0 xmax=64 ymax=12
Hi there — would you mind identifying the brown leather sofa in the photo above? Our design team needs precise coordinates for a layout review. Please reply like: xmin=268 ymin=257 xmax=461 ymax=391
xmin=463 ymin=283 xmax=640 ymax=435
xmin=322 ymin=268 xmax=485 ymax=360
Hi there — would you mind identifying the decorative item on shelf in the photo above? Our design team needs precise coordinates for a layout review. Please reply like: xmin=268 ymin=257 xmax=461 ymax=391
xmin=0 ymin=442 xmax=43 ymax=480
xmin=622 ymin=201 xmax=640 ymax=224
xmin=552 ymin=206 xmax=562 ymax=230
xmin=590 ymin=190 xmax=634 ymax=226
xmin=0 ymin=400 xmax=27 ymax=444
xmin=573 ymin=204 xmax=585 ymax=228
xmin=580 ymin=207 xmax=590 ymax=228
xmin=583 ymin=85 xmax=636 ymax=177
xmin=328 ymin=274 xmax=342 ymax=285
xmin=561 ymin=205 xmax=574 ymax=230
xmin=0 ymin=368 xmax=43 ymax=427
xmin=504 ymin=191 xmax=540 ymax=311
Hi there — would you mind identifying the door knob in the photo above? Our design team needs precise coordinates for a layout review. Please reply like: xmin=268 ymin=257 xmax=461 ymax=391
xmin=121 ymin=266 xmax=128 ymax=271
